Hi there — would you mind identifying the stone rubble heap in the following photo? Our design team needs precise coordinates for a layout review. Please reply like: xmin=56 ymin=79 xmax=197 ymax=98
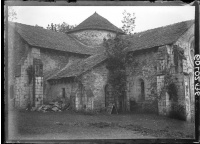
xmin=30 ymin=101 xmax=70 ymax=112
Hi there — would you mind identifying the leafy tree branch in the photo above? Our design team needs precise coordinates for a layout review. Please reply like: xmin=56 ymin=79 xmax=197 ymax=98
xmin=46 ymin=22 xmax=76 ymax=33
xmin=121 ymin=10 xmax=136 ymax=35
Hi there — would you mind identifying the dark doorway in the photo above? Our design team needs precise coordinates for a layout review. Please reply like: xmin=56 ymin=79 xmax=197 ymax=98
xmin=62 ymin=88 xmax=65 ymax=98
xmin=119 ymin=95 xmax=125 ymax=112
xmin=138 ymin=79 xmax=145 ymax=101
xmin=141 ymin=80 xmax=145 ymax=101
xmin=10 ymin=85 xmax=14 ymax=99
xmin=105 ymin=84 xmax=109 ymax=107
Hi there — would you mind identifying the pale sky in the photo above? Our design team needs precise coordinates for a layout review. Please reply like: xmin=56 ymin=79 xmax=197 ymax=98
xmin=11 ymin=6 xmax=195 ymax=33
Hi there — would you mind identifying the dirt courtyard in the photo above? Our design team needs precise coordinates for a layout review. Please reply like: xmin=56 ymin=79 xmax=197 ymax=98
xmin=7 ymin=110 xmax=195 ymax=141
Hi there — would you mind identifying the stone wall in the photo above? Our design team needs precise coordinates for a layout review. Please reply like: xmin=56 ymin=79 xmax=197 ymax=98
xmin=13 ymin=41 xmax=89 ymax=109
xmin=46 ymin=79 xmax=82 ymax=110
xmin=34 ymin=77 xmax=43 ymax=107
xmin=14 ymin=57 xmax=31 ymax=108
xmin=79 ymin=63 xmax=109 ymax=111
xmin=126 ymin=49 xmax=158 ymax=112
xmin=8 ymin=26 xmax=32 ymax=109
xmin=8 ymin=26 xmax=29 ymax=109
xmin=41 ymin=49 xmax=70 ymax=77
xmin=13 ymin=44 xmax=69 ymax=108
xmin=47 ymin=61 xmax=109 ymax=112
xmin=8 ymin=26 xmax=16 ymax=110
xmin=155 ymin=24 xmax=194 ymax=122
xmin=40 ymin=49 xmax=87 ymax=102
xmin=156 ymin=44 xmax=186 ymax=117
xmin=175 ymin=25 xmax=194 ymax=122
xmin=157 ymin=45 xmax=173 ymax=116
xmin=71 ymin=30 xmax=116 ymax=47
xmin=14 ymin=46 xmax=43 ymax=108
xmin=46 ymin=82 xmax=73 ymax=103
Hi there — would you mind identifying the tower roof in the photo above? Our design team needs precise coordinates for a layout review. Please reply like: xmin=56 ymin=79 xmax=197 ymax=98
xmin=67 ymin=12 xmax=124 ymax=34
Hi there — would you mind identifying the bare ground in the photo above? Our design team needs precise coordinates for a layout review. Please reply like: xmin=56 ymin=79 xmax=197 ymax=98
xmin=7 ymin=110 xmax=195 ymax=141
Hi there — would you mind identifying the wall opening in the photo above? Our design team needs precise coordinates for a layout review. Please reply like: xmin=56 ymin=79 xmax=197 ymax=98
xmin=62 ymin=88 xmax=65 ymax=98
xmin=10 ymin=85 xmax=14 ymax=99
xmin=138 ymin=78 xmax=145 ymax=101
xmin=105 ymin=84 xmax=109 ymax=107
xmin=168 ymin=83 xmax=178 ymax=102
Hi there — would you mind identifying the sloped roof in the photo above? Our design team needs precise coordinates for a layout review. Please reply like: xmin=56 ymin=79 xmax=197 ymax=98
xmin=9 ymin=22 xmax=101 ymax=55
xmin=125 ymin=20 xmax=194 ymax=52
xmin=48 ymin=53 xmax=107 ymax=80
xmin=48 ymin=20 xmax=194 ymax=80
xmin=67 ymin=12 xmax=124 ymax=34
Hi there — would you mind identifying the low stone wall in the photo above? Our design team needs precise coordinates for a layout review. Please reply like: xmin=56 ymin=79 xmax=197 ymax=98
xmin=80 ymin=63 xmax=109 ymax=112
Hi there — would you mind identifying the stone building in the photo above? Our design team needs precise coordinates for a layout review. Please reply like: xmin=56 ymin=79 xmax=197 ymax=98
xmin=8 ymin=12 xmax=195 ymax=122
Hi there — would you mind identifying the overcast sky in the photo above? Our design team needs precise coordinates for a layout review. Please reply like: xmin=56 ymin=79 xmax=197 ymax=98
xmin=11 ymin=6 xmax=195 ymax=33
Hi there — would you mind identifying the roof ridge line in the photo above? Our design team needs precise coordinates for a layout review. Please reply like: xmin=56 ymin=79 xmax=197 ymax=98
xmin=10 ymin=22 xmax=97 ymax=55
xmin=48 ymin=53 xmax=107 ymax=80
xmin=67 ymin=12 xmax=123 ymax=33
xmin=173 ymin=21 xmax=194 ymax=45
xmin=47 ymin=59 xmax=82 ymax=80
xmin=11 ymin=21 xmax=69 ymax=36
xmin=131 ymin=19 xmax=194 ymax=38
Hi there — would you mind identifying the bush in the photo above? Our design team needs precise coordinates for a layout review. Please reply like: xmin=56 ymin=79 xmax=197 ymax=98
xmin=142 ymin=100 xmax=158 ymax=114
xmin=130 ymin=100 xmax=138 ymax=111
xmin=169 ymin=103 xmax=186 ymax=121
xmin=167 ymin=83 xmax=178 ymax=102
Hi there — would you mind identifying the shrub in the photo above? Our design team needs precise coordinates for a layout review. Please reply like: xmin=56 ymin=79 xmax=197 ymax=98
xmin=169 ymin=102 xmax=186 ymax=121
xmin=167 ymin=83 xmax=178 ymax=102
xmin=142 ymin=100 xmax=158 ymax=114
xmin=130 ymin=100 xmax=138 ymax=111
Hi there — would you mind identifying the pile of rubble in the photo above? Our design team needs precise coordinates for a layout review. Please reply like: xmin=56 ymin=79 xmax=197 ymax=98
xmin=30 ymin=101 xmax=70 ymax=112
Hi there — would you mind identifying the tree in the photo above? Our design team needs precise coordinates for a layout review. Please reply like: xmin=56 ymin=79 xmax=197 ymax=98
xmin=8 ymin=6 xmax=17 ymax=21
xmin=46 ymin=22 xmax=76 ymax=33
xmin=103 ymin=35 xmax=130 ymax=111
xmin=121 ymin=10 xmax=136 ymax=35
xmin=104 ymin=35 xmax=130 ymax=66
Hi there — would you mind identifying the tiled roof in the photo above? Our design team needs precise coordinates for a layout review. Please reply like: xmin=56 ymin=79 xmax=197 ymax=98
xmin=44 ymin=67 xmax=63 ymax=80
xmin=9 ymin=22 xmax=101 ymax=55
xmin=67 ymin=12 xmax=124 ymax=34
xmin=48 ymin=53 xmax=107 ymax=80
xmin=125 ymin=20 xmax=194 ymax=52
